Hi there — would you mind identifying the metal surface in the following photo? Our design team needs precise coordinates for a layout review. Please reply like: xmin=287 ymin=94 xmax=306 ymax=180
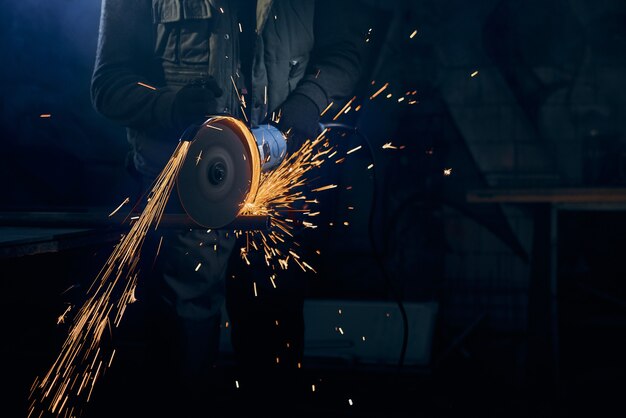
xmin=177 ymin=116 xmax=262 ymax=228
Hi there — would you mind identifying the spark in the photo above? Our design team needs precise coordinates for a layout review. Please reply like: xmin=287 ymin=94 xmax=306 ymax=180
xmin=386 ymin=93 xmax=393 ymax=99
xmin=137 ymin=81 xmax=157 ymax=90
xmin=311 ymin=184 xmax=337 ymax=192
xmin=410 ymin=29 xmax=418 ymax=38
xmin=333 ymin=96 xmax=356 ymax=121
xmin=195 ymin=150 xmax=203 ymax=166
xmin=367 ymin=164 xmax=374 ymax=170
xmin=346 ymin=145 xmax=362 ymax=155
xmin=349 ymin=399 xmax=354 ymax=406
xmin=343 ymin=221 xmax=349 ymax=226
xmin=397 ymin=97 xmax=405 ymax=102
xmin=362 ymin=336 xmax=366 ymax=341
xmin=29 ymin=141 xmax=191 ymax=417
xmin=39 ymin=114 xmax=52 ymax=118
xmin=312 ymin=384 xmax=316 ymax=392
xmin=253 ymin=282 xmax=258 ymax=297
xmin=471 ymin=70 xmax=479 ymax=78
xmin=219 ymin=7 xmax=224 ymax=13
xmin=382 ymin=142 xmax=398 ymax=150
xmin=235 ymin=380 xmax=240 ymax=389
xmin=444 ymin=168 xmax=453 ymax=176
xmin=56 ymin=305 xmax=72 ymax=325
xmin=320 ymin=101 xmax=334 ymax=117
xmin=108 ymin=197 xmax=130 ymax=217
xmin=206 ymin=124 xmax=223 ymax=131
xmin=195 ymin=263 xmax=202 ymax=272
xmin=238 ymin=22 xmax=243 ymax=32
xmin=369 ymin=82 xmax=389 ymax=100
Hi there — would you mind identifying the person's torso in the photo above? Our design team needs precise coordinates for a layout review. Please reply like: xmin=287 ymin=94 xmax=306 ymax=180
xmin=151 ymin=0 xmax=315 ymax=125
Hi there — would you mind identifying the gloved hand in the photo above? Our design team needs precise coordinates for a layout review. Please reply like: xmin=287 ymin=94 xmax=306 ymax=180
xmin=277 ymin=93 xmax=322 ymax=154
xmin=172 ymin=77 xmax=223 ymax=131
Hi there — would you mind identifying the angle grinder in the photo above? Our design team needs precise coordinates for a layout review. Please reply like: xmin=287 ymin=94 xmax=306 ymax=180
xmin=176 ymin=116 xmax=287 ymax=229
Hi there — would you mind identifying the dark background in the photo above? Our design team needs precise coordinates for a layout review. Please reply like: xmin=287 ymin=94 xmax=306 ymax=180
xmin=2 ymin=0 xmax=626 ymax=417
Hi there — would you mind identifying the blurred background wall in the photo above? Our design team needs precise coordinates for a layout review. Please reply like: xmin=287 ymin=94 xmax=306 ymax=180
xmin=2 ymin=0 xmax=625 ymax=416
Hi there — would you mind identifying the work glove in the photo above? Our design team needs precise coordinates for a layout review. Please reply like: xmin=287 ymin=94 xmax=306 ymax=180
xmin=172 ymin=77 xmax=223 ymax=131
xmin=277 ymin=93 xmax=322 ymax=154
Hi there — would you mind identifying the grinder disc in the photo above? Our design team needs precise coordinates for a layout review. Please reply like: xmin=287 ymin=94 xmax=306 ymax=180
xmin=177 ymin=117 xmax=261 ymax=228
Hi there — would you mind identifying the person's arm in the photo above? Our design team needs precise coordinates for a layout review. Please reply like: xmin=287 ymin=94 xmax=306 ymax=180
xmin=279 ymin=0 xmax=372 ymax=142
xmin=296 ymin=0 xmax=371 ymax=112
xmin=90 ymin=0 xmax=178 ymax=130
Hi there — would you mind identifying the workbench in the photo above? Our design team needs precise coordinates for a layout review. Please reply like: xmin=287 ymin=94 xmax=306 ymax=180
xmin=467 ymin=187 xmax=626 ymax=402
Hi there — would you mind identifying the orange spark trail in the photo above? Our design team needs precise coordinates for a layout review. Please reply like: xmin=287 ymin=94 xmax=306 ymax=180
xmin=29 ymin=141 xmax=191 ymax=418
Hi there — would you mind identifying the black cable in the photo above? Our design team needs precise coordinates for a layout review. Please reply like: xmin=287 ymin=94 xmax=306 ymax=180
xmin=321 ymin=122 xmax=409 ymax=372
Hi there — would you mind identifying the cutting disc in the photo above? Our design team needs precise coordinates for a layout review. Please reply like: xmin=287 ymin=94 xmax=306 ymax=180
xmin=177 ymin=116 xmax=261 ymax=228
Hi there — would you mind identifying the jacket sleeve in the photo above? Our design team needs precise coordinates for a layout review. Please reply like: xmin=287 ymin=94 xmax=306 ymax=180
xmin=90 ymin=0 xmax=177 ymax=130
xmin=293 ymin=0 xmax=373 ymax=112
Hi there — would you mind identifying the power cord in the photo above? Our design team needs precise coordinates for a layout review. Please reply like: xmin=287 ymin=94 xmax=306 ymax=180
xmin=321 ymin=122 xmax=409 ymax=372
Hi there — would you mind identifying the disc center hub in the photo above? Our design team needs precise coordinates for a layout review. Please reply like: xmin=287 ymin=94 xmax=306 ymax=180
xmin=208 ymin=160 xmax=227 ymax=185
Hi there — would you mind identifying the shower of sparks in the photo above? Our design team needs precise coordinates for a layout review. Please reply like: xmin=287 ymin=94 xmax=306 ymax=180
xmin=137 ymin=81 xmax=157 ymax=90
xmin=28 ymin=141 xmax=191 ymax=418
xmin=239 ymin=130 xmax=336 ymax=277
xmin=29 ymin=72 xmax=420 ymax=415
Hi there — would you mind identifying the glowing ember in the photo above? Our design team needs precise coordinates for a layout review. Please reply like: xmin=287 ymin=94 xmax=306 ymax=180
xmin=137 ymin=81 xmax=157 ymax=90
xmin=369 ymin=82 xmax=389 ymax=100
